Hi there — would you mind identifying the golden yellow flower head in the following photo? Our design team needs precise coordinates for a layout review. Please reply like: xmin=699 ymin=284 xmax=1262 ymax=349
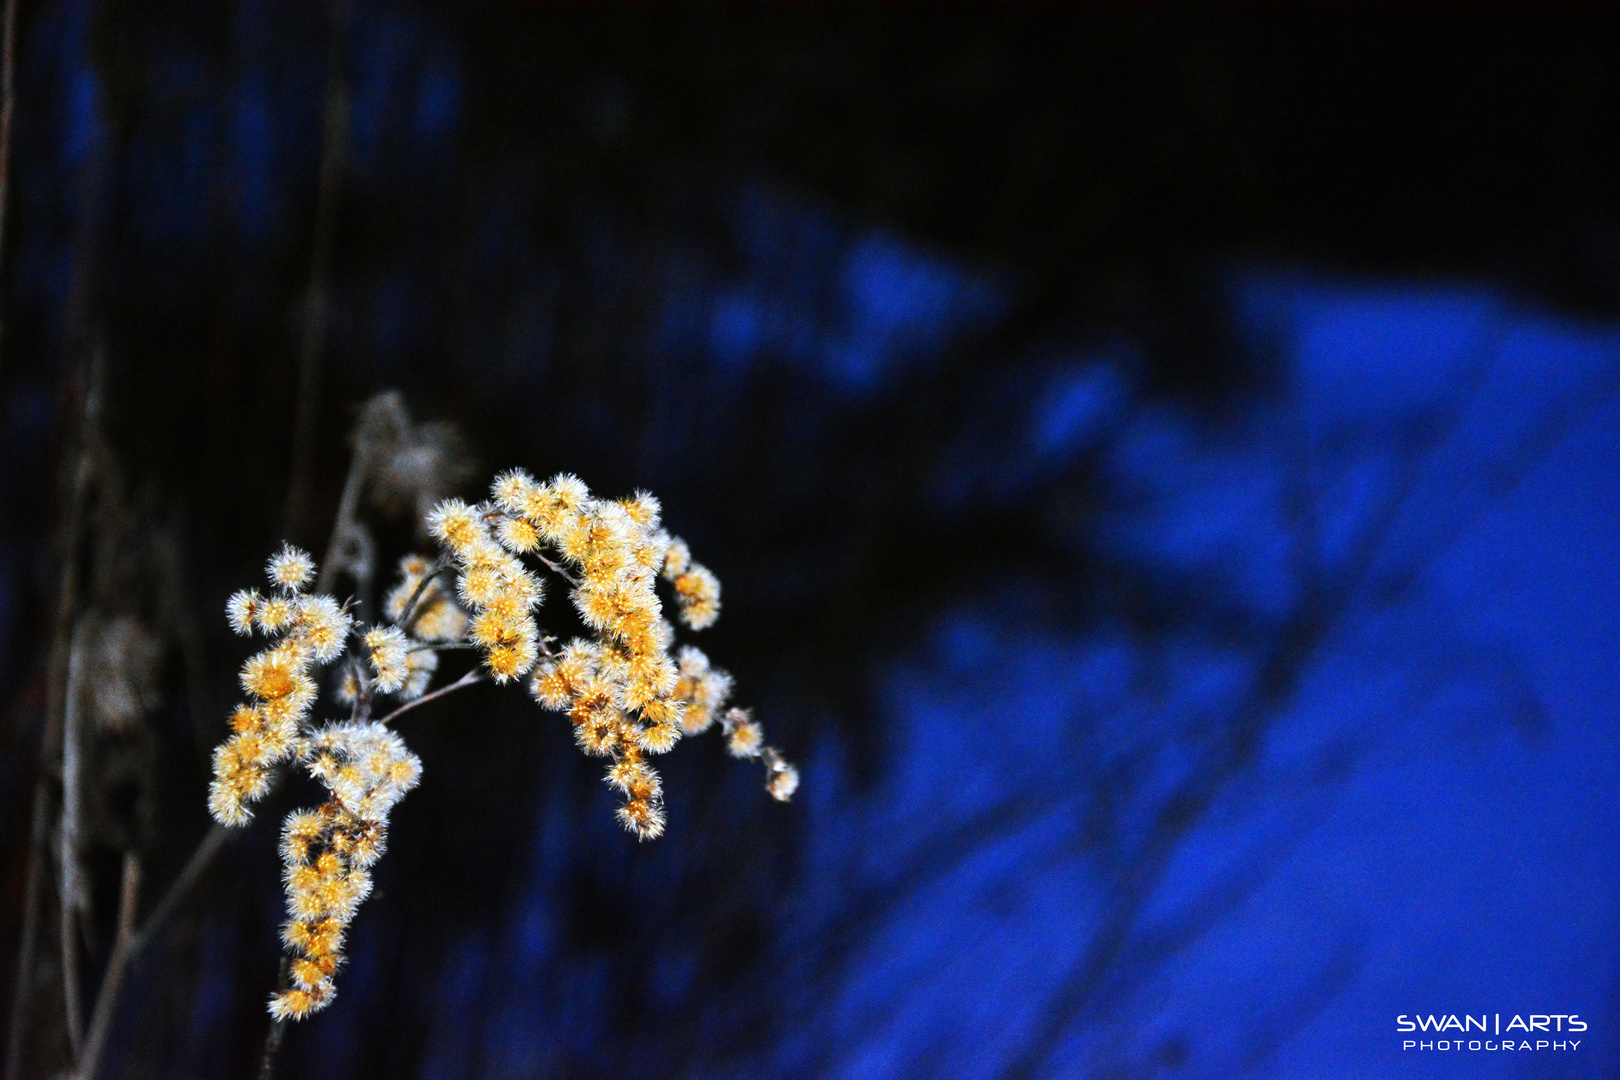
xmin=267 ymin=544 xmax=316 ymax=592
xmin=622 ymin=490 xmax=661 ymax=528
xmin=490 ymin=468 xmax=538 ymax=515
xmin=426 ymin=498 xmax=483 ymax=554
xmin=723 ymin=708 xmax=763 ymax=758
xmin=496 ymin=516 xmax=540 ymax=553
xmin=294 ymin=595 xmax=353 ymax=663
xmin=548 ymin=473 xmax=589 ymax=511
xmin=364 ymin=626 xmax=410 ymax=693
xmin=671 ymin=564 xmax=721 ymax=630
xmin=256 ymin=596 xmax=296 ymax=634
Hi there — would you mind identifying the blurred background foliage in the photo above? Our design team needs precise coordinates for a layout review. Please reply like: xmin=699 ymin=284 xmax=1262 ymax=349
xmin=2 ymin=5 xmax=1619 ymax=1079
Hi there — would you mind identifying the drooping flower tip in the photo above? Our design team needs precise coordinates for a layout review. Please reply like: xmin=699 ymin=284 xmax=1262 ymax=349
xmin=615 ymin=796 xmax=666 ymax=841
xmin=767 ymin=761 xmax=800 ymax=802
xmin=267 ymin=544 xmax=316 ymax=592
xmin=269 ymin=985 xmax=330 ymax=1022
xmin=662 ymin=538 xmax=691 ymax=579
xmin=207 ymin=776 xmax=254 ymax=827
xmin=724 ymin=709 xmax=763 ymax=758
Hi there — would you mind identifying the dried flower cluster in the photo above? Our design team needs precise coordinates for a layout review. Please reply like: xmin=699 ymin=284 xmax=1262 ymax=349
xmin=209 ymin=546 xmax=352 ymax=826
xmin=206 ymin=469 xmax=795 ymax=1023
xmin=426 ymin=497 xmax=543 ymax=684
xmin=461 ymin=470 xmax=797 ymax=839
xmin=271 ymin=722 xmax=420 ymax=1020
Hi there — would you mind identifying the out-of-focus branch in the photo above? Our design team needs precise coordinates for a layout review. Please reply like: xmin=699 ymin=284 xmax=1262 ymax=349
xmin=57 ymin=628 xmax=90 ymax=1058
xmin=285 ymin=0 xmax=351 ymax=535
xmin=315 ymin=425 xmax=372 ymax=598
xmin=3 ymin=786 xmax=48 ymax=1080
xmin=72 ymin=853 xmax=140 ymax=1080
xmin=126 ymin=824 xmax=231 ymax=961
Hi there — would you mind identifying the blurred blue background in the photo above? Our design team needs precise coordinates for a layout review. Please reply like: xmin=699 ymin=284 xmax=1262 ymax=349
xmin=1 ymin=5 xmax=1617 ymax=1079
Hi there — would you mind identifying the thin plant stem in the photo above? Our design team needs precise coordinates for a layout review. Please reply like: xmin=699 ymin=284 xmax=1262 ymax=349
xmin=256 ymin=1017 xmax=286 ymax=1080
xmin=126 ymin=824 xmax=232 ymax=961
xmin=315 ymin=433 xmax=371 ymax=598
xmin=66 ymin=819 xmax=244 ymax=1080
xmin=536 ymin=551 xmax=578 ymax=586
xmin=397 ymin=558 xmax=450 ymax=632
xmin=4 ymin=786 xmax=48 ymax=1080
xmin=374 ymin=669 xmax=486 ymax=726
xmin=349 ymin=654 xmax=374 ymax=725
xmin=57 ymin=911 xmax=80 ymax=1058
xmin=11 ymin=352 xmax=100 ymax=1080
xmin=58 ymin=628 xmax=89 ymax=1058
xmin=285 ymin=0 xmax=351 ymax=534
xmin=73 ymin=853 xmax=140 ymax=1080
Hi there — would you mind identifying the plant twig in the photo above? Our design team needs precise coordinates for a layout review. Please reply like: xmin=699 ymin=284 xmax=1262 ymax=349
xmin=256 ymin=1017 xmax=286 ymax=1080
xmin=13 ymin=345 xmax=101 ymax=1080
xmin=285 ymin=0 xmax=351 ymax=535
xmin=315 ymin=432 xmax=372 ymax=598
xmin=58 ymin=627 xmax=89 ymax=1058
xmin=73 ymin=852 xmax=140 ymax=1080
xmin=348 ymin=654 xmax=374 ymax=725
xmin=374 ymin=670 xmax=486 ymax=726
xmin=536 ymin=551 xmax=578 ymax=586
xmin=4 ymin=786 xmax=48 ymax=1080
xmin=64 ymin=819 xmax=244 ymax=1080
xmin=397 ymin=557 xmax=450 ymax=632
xmin=126 ymin=823 xmax=232 ymax=961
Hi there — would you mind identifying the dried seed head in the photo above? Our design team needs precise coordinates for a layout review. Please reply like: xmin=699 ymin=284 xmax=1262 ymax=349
xmin=490 ymin=469 xmax=538 ymax=515
xmin=227 ymin=589 xmax=261 ymax=635
xmin=267 ymin=544 xmax=316 ymax=592
xmin=426 ymin=499 xmax=483 ymax=554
